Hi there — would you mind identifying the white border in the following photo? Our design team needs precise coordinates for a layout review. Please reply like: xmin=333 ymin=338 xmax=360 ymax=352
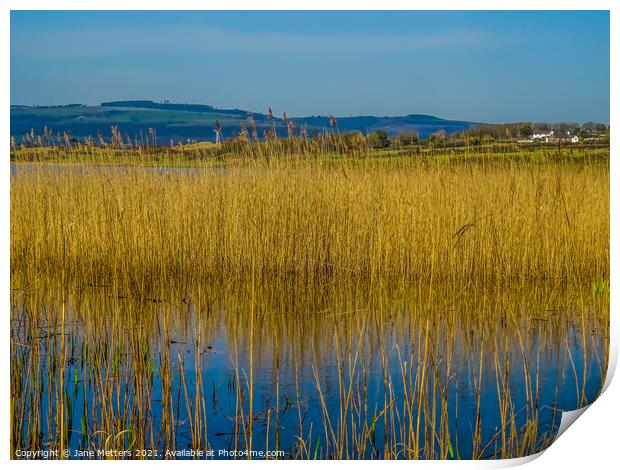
xmin=2 ymin=2 xmax=615 ymax=469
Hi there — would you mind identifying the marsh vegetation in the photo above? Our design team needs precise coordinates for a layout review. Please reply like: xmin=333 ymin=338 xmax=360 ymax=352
xmin=10 ymin=142 xmax=609 ymax=459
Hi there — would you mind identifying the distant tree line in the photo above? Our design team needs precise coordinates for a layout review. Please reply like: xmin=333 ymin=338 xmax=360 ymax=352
xmin=101 ymin=100 xmax=251 ymax=118
xmin=466 ymin=121 xmax=609 ymax=140
xmin=16 ymin=104 xmax=86 ymax=109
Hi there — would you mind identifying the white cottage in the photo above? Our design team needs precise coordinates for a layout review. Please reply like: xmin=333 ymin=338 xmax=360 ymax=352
xmin=532 ymin=130 xmax=579 ymax=143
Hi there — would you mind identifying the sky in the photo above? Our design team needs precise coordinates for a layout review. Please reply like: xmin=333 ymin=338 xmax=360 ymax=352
xmin=10 ymin=10 xmax=610 ymax=123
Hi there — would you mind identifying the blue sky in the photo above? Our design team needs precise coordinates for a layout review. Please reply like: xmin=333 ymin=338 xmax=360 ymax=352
xmin=10 ymin=10 xmax=610 ymax=123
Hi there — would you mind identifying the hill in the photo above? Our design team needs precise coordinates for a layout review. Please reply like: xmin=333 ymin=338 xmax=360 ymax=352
xmin=10 ymin=100 xmax=477 ymax=144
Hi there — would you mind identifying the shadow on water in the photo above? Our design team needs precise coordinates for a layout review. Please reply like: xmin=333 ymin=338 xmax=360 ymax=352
xmin=10 ymin=278 xmax=608 ymax=459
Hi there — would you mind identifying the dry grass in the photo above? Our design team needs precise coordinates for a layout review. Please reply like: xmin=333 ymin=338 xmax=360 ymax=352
xmin=11 ymin=157 xmax=609 ymax=288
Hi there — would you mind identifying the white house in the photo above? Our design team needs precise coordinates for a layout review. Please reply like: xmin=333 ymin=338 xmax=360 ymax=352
xmin=531 ymin=131 xmax=552 ymax=141
xmin=531 ymin=130 xmax=579 ymax=143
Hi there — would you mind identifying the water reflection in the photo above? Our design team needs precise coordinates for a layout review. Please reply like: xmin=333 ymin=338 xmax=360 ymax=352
xmin=10 ymin=279 xmax=608 ymax=459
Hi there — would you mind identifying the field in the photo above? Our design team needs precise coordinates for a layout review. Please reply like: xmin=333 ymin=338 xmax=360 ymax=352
xmin=10 ymin=143 xmax=610 ymax=459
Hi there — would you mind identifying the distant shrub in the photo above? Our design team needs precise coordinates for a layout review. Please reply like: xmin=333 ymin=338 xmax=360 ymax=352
xmin=340 ymin=131 xmax=367 ymax=151
xmin=367 ymin=130 xmax=390 ymax=149
xmin=394 ymin=131 xmax=419 ymax=147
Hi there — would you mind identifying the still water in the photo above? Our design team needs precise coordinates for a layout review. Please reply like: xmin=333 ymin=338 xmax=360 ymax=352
xmin=10 ymin=279 xmax=608 ymax=459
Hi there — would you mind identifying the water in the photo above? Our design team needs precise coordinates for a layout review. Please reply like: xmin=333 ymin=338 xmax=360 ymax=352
xmin=10 ymin=162 xmax=225 ymax=177
xmin=10 ymin=279 xmax=608 ymax=459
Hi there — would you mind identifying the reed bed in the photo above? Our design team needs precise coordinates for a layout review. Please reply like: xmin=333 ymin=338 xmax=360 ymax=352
xmin=10 ymin=148 xmax=609 ymax=459
xmin=10 ymin=156 xmax=609 ymax=289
